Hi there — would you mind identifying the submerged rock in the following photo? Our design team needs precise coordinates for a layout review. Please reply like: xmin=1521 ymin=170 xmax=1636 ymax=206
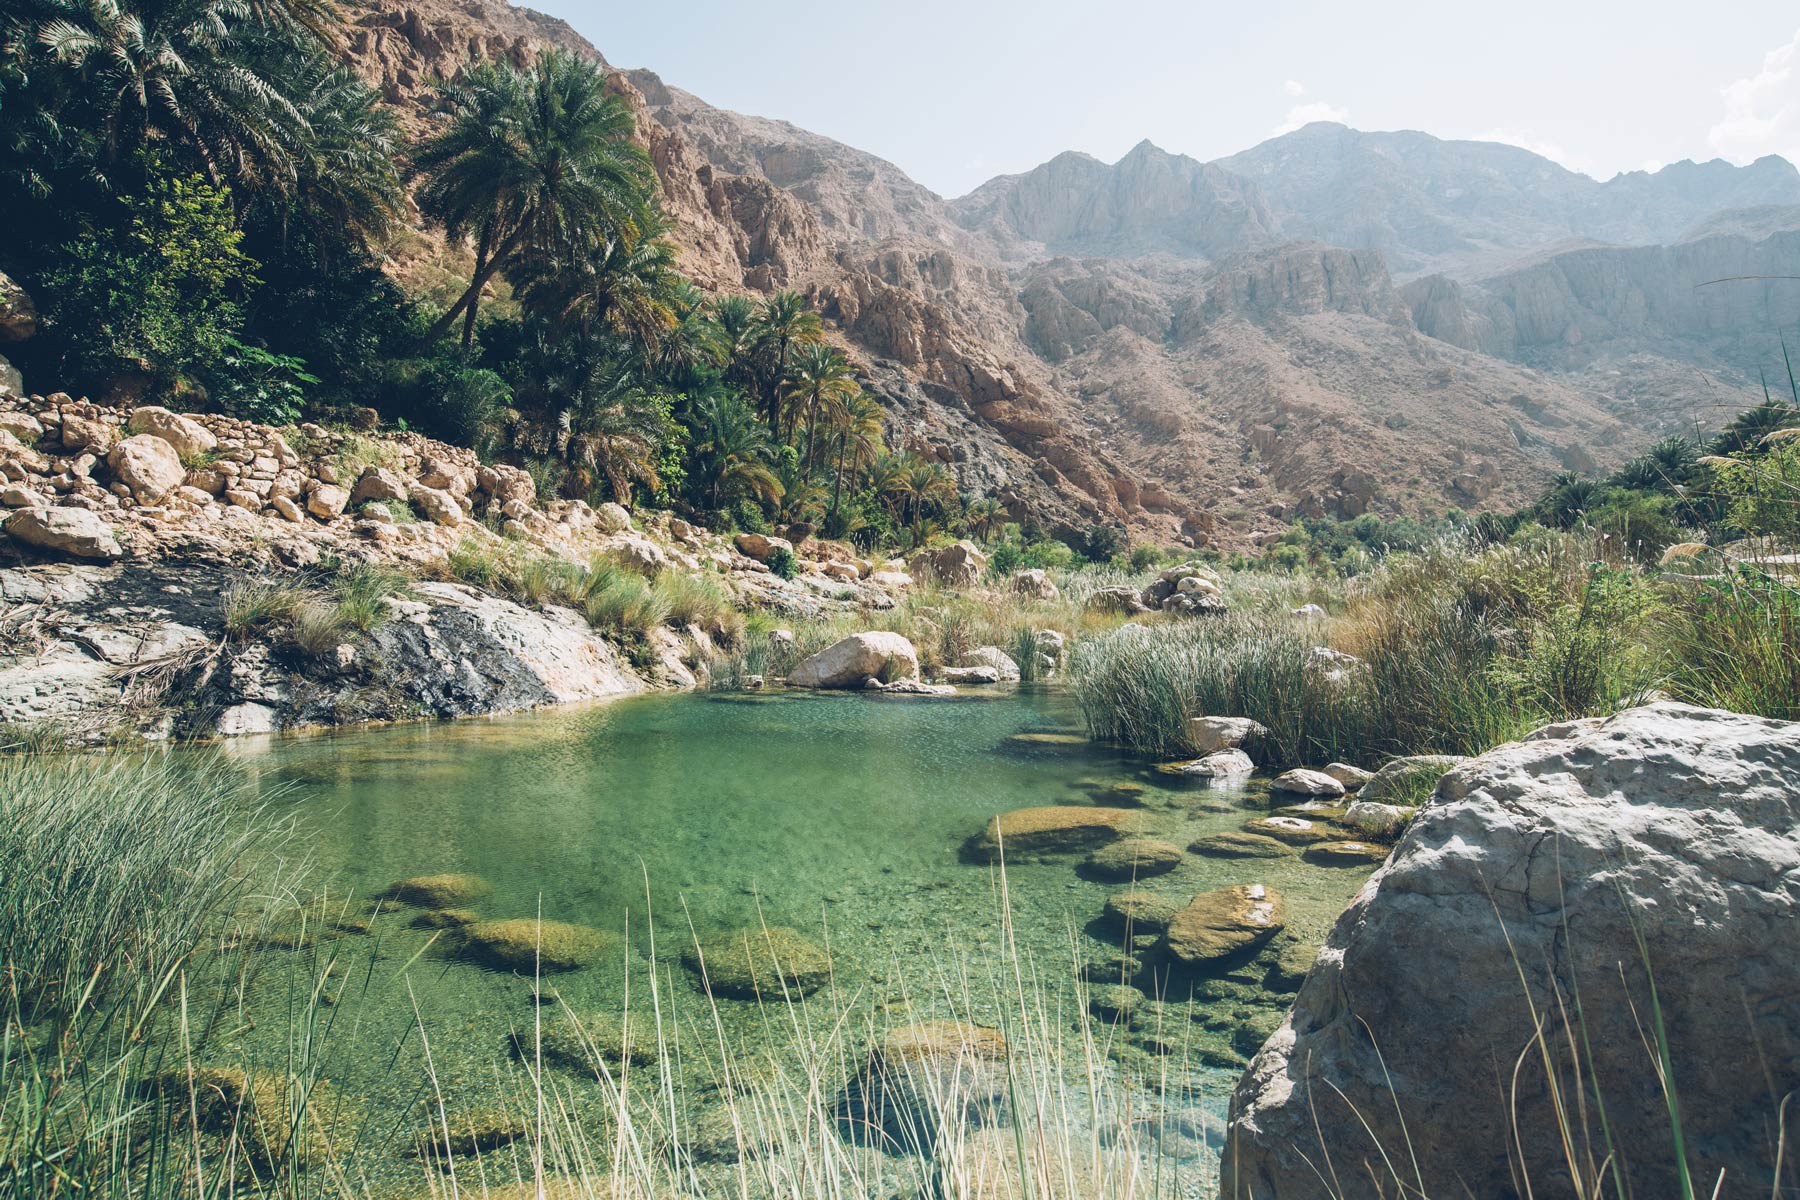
xmin=1242 ymin=816 xmax=1335 ymax=845
xmin=1223 ymin=703 xmax=1800 ymax=1199
xmin=1082 ymin=837 xmax=1183 ymax=881
xmin=409 ymin=1110 xmax=529 ymax=1158
xmin=843 ymin=1020 xmax=1009 ymax=1152
xmin=1190 ymin=831 xmax=1295 ymax=859
xmin=1100 ymin=889 xmax=1184 ymax=936
xmin=378 ymin=873 xmax=493 ymax=907
xmin=1160 ymin=884 xmax=1285 ymax=968
xmin=454 ymin=918 xmax=621 ymax=973
xmin=152 ymin=1067 xmax=337 ymax=1169
xmin=681 ymin=926 xmax=833 ymax=999
xmin=412 ymin=907 xmax=481 ymax=929
xmin=965 ymin=806 xmax=1141 ymax=861
xmin=1302 ymin=839 xmax=1390 ymax=866
xmin=507 ymin=1010 xmax=657 ymax=1071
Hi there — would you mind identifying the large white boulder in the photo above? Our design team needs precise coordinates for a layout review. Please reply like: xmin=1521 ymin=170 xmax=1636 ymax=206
xmin=126 ymin=406 xmax=216 ymax=458
xmin=788 ymin=632 xmax=919 ymax=689
xmin=1223 ymin=703 xmax=1800 ymax=1199
xmin=107 ymin=434 xmax=185 ymax=503
xmin=1189 ymin=715 xmax=1269 ymax=756
xmin=4 ymin=506 xmax=121 ymax=559
xmin=909 ymin=540 xmax=987 ymax=588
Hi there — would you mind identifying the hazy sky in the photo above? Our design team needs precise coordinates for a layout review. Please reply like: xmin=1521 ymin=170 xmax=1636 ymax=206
xmin=527 ymin=0 xmax=1800 ymax=199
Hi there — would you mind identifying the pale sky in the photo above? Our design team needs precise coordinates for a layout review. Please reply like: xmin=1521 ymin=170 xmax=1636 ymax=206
xmin=527 ymin=0 xmax=1800 ymax=198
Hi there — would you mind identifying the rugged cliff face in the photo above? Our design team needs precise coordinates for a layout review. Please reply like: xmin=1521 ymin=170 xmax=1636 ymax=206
xmin=333 ymin=0 xmax=1782 ymax=547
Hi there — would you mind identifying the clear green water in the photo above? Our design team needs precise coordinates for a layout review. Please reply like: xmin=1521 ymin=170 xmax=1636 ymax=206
xmin=214 ymin=687 xmax=1372 ymax=1192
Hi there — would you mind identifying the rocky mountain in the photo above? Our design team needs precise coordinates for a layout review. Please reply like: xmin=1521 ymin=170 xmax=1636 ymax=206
xmin=951 ymin=141 xmax=1278 ymax=261
xmin=336 ymin=0 xmax=1789 ymax=546
xmin=1216 ymin=123 xmax=1800 ymax=280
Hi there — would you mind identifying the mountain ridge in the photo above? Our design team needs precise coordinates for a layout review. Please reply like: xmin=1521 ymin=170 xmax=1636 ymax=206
xmin=338 ymin=0 xmax=1787 ymax=547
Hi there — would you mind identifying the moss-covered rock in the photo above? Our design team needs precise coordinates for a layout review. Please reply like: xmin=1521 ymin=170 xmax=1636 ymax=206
xmin=1303 ymin=839 xmax=1392 ymax=866
xmin=1100 ymin=889 xmax=1183 ymax=935
xmin=151 ymin=1067 xmax=339 ymax=1171
xmin=1082 ymin=837 xmax=1183 ymax=881
xmin=1189 ymin=831 xmax=1295 ymax=859
xmin=453 ymin=918 xmax=622 ymax=973
xmin=681 ymin=926 xmax=833 ymax=999
xmin=412 ymin=907 xmax=480 ymax=929
xmin=378 ymin=873 xmax=493 ymax=908
xmin=1243 ymin=816 xmax=1335 ymax=846
xmin=1265 ymin=940 xmax=1320 ymax=993
xmin=507 ymin=1009 xmax=659 ymax=1071
xmin=1233 ymin=1009 xmax=1285 ymax=1058
xmin=966 ymin=805 xmax=1142 ymax=861
xmin=1160 ymin=885 xmax=1286 ymax=968
xmin=408 ymin=1109 xmax=529 ymax=1158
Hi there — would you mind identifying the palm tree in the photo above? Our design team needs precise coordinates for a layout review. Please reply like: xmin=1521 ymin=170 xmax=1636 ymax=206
xmin=964 ymin=497 xmax=1008 ymax=543
xmin=32 ymin=0 xmax=315 ymax=193
xmin=826 ymin=391 xmax=885 ymax=531
xmin=269 ymin=45 xmax=402 ymax=249
xmin=516 ymin=204 xmax=678 ymax=350
xmin=749 ymin=290 xmax=821 ymax=428
xmin=413 ymin=49 xmax=653 ymax=347
xmin=781 ymin=342 xmax=859 ymax=469
xmin=558 ymin=372 xmax=670 ymax=506
xmin=708 ymin=294 xmax=758 ymax=387
xmin=903 ymin=461 xmax=955 ymax=528
xmin=688 ymin=387 xmax=780 ymax=510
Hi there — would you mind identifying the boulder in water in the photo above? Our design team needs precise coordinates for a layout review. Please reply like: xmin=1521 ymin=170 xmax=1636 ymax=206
xmin=966 ymin=806 xmax=1141 ymax=861
xmin=788 ymin=632 xmax=919 ymax=688
xmin=1160 ymin=884 xmax=1285 ymax=967
xmin=682 ymin=926 xmax=833 ymax=999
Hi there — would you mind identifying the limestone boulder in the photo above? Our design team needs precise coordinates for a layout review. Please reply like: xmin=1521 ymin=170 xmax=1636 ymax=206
xmin=0 ymin=413 xmax=42 ymax=442
xmin=1009 ymin=568 xmax=1059 ymax=600
xmin=306 ymin=483 xmax=349 ymax=519
xmin=1323 ymin=761 xmax=1374 ymax=790
xmin=1223 ymin=703 xmax=1800 ymax=1199
xmin=959 ymin=645 xmax=1020 ymax=681
xmin=595 ymin=501 xmax=631 ymax=533
xmin=1086 ymin=585 xmax=1149 ymax=615
xmin=350 ymin=466 xmax=409 ymax=505
xmin=1158 ymin=749 xmax=1254 ymax=777
xmin=0 ymin=271 xmax=37 ymax=341
xmin=4 ymin=506 xmax=121 ymax=559
xmin=408 ymin=483 xmax=463 ymax=526
xmin=909 ymin=539 xmax=987 ymax=587
xmin=0 ymin=355 xmax=20 ymax=398
xmin=733 ymin=532 xmax=793 ymax=563
xmin=1160 ymin=884 xmax=1285 ymax=968
xmin=60 ymin=416 xmax=116 ymax=454
xmin=126 ymin=406 xmax=216 ymax=458
xmin=1189 ymin=715 xmax=1269 ymax=757
xmin=788 ymin=631 xmax=918 ymax=689
xmin=1269 ymin=768 xmax=1344 ymax=797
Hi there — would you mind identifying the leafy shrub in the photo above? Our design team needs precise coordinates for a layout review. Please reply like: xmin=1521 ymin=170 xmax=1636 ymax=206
xmin=767 ymin=545 xmax=799 ymax=580
xmin=45 ymin=171 xmax=258 ymax=385
xmin=208 ymin=338 xmax=318 ymax=425
xmin=987 ymin=540 xmax=1023 ymax=578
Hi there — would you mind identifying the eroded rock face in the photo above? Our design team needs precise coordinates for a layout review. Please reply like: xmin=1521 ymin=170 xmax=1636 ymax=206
xmin=1223 ymin=703 xmax=1800 ymax=1199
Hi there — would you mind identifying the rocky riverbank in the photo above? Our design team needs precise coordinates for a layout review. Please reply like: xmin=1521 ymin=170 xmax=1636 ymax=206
xmin=0 ymin=392 xmax=932 ymax=741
